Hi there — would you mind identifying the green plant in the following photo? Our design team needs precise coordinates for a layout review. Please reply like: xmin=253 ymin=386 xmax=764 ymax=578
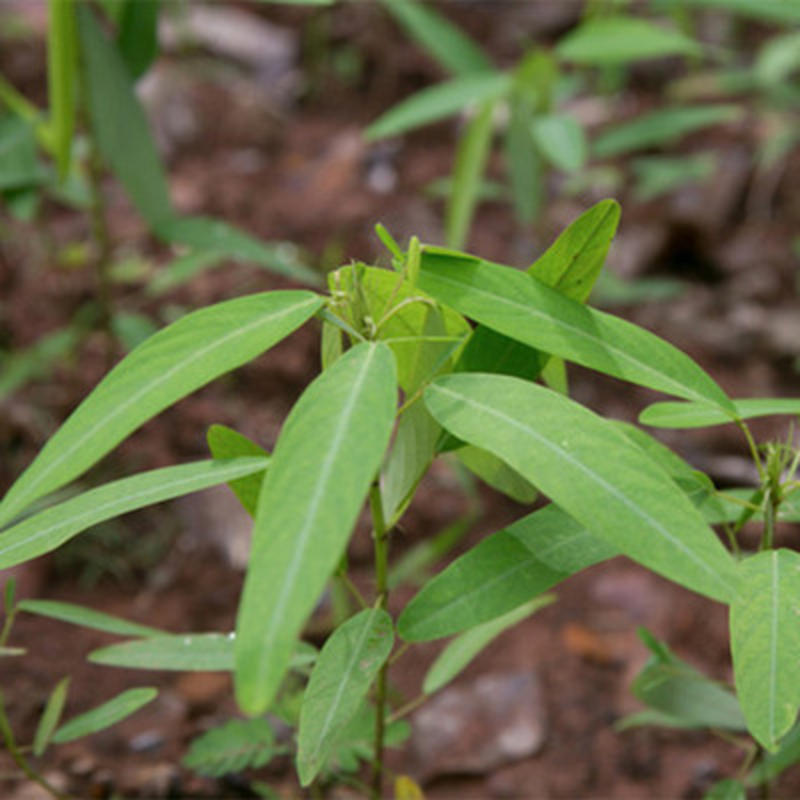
xmin=2 ymin=199 xmax=800 ymax=796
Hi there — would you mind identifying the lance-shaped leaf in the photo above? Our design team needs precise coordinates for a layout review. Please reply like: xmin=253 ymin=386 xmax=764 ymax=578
xmin=0 ymin=457 xmax=268 ymax=568
xmin=528 ymin=199 xmax=621 ymax=303
xmin=77 ymin=5 xmax=172 ymax=227
xmin=33 ymin=677 xmax=70 ymax=756
xmin=117 ymin=0 xmax=160 ymax=80
xmin=365 ymin=72 xmax=510 ymax=141
xmin=235 ymin=342 xmax=397 ymax=715
xmin=423 ymin=596 xmax=554 ymax=695
xmin=91 ymin=634 xmax=317 ymax=672
xmin=52 ymin=687 xmax=158 ymax=743
xmin=730 ymin=549 xmax=800 ymax=750
xmin=641 ymin=398 xmax=800 ymax=429
xmin=0 ymin=290 xmax=320 ymax=528
xmin=418 ymin=250 xmax=734 ymax=412
xmin=207 ymin=425 xmax=269 ymax=517
xmin=19 ymin=599 xmax=163 ymax=638
xmin=424 ymin=374 xmax=739 ymax=603
xmin=297 ymin=607 xmax=394 ymax=785
xmin=398 ymin=503 xmax=617 ymax=641
xmin=377 ymin=0 xmax=492 ymax=76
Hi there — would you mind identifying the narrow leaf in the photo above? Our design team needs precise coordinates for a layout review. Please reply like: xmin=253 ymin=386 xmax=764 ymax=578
xmin=0 ymin=290 xmax=321 ymax=528
xmin=47 ymin=0 xmax=78 ymax=179
xmin=155 ymin=216 xmax=319 ymax=284
xmin=641 ymin=398 xmax=800 ymax=429
xmin=117 ymin=0 xmax=160 ymax=80
xmin=418 ymin=250 xmax=734 ymax=411
xmin=377 ymin=0 xmax=491 ymax=76
xmin=19 ymin=599 xmax=163 ymax=638
xmin=446 ymin=99 xmax=496 ymax=250
xmin=33 ymin=677 xmax=70 ymax=756
xmin=593 ymin=105 xmax=742 ymax=158
xmin=556 ymin=16 xmax=701 ymax=65
xmin=235 ymin=342 xmax=397 ymax=715
xmin=365 ymin=72 xmax=510 ymax=141
xmin=530 ymin=113 xmax=586 ymax=173
xmin=91 ymin=633 xmax=317 ymax=672
xmin=0 ymin=458 xmax=268 ymax=569
xmin=52 ymin=687 xmax=157 ymax=743
xmin=424 ymin=374 xmax=739 ymax=603
xmin=297 ymin=607 xmax=394 ymax=785
xmin=206 ymin=425 xmax=269 ymax=516
xmin=456 ymin=445 xmax=537 ymax=504
xmin=529 ymin=199 xmax=621 ymax=303
xmin=77 ymin=5 xmax=172 ymax=226
xmin=423 ymin=596 xmax=554 ymax=695
xmin=730 ymin=549 xmax=800 ymax=749
xmin=398 ymin=503 xmax=617 ymax=641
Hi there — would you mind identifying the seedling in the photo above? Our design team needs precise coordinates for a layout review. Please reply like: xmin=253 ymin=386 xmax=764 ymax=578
xmin=1 ymin=200 xmax=799 ymax=796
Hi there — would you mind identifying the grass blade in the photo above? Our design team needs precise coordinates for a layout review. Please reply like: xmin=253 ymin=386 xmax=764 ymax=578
xmin=52 ymin=687 xmax=157 ymax=743
xmin=19 ymin=599 xmax=163 ymax=638
xmin=33 ymin=677 xmax=70 ymax=756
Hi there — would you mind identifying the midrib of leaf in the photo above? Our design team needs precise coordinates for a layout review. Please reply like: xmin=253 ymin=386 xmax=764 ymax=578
xmin=426 ymin=270 xmax=730 ymax=409
xmin=434 ymin=383 xmax=737 ymax=599
xmin=252 ymin=346 xmax=379 ymax=683
xmin=769 ymin=551 xmax=779 ymax=742
xmin=0 ymin=459 xmax=266 ymax=565
xmin=406 ymin=551 xmax=554 ymax=634
xmin=306 ymin=608 xmax=381 ymax=766
xmin=8 ymin=297 xmax=317 ymax=517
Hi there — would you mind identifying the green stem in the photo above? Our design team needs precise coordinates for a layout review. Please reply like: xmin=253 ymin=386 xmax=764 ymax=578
xmin=369 ymin=481 xmax=389 ymax=800
xmin=737 ymin=420 xmax=765 ymax=484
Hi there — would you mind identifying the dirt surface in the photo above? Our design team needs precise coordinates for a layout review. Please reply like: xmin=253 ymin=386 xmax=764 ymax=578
xmin=2 ymin=3 xmax=800 ymax=798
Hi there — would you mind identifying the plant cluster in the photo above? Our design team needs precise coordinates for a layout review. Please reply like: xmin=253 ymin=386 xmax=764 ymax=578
xmin=1 ymin=200 xmax=800 ymax=797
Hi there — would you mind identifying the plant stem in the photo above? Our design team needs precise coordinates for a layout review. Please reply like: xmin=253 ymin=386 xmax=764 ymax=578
xmin=369 ymin=481 xmax=389 ymax=800
xmin=737 ymin=420 xmax=765 ymax=483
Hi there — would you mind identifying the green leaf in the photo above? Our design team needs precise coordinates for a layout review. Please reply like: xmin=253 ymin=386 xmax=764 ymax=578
xmin=756 ymin=31 xmax=800 ymax=85
xmin=632 ymin=630 xmax=746 ymax=731
xmin=529 ymin=198 xmax=621 ymax=303
xmin=677 ymin=0 xmax=800 ymax=25
xmin=703 ymin=779 xmax=746 ymax=800
xmin=632 ymin=154 xmax=716 ymax=202
xmin=381 ymin=399 xmax=440 ymax=525
xmin=297 ymin=607 xmax=394 ymax=785
xmin=155 ymin=216 xmax=319 ymax=285
xmin=593 ymin=106 xmax=741 ymax=159
xmin=747 ymin=720 xmax=800 ymax=786
xmin=146 ymin=251 xmax=226 ymax=296
xmin=504 ymin=93 xmax=543 ymax=224
xmin=91 ymin=633 xmax=317 ymax=672
xmin=418 ymin=250 xmax=734 ymax=411
xmin=398 ymin=503 xmax=617 ymax=641
xmin=234 ymin=342 xmax=397 ymax=715
xmin=730 ymin=549 xmax=800 ymax=750
xmin=117 ymin=0 xmax=160 ymax=80
xmin=182 ymin=717 xmax=279 ymax=778
xmin=377 ymin=0 xmax=492 ymax=76
xmin=0 ymin=290 xmax=320 ymax=528
xmin=76 ymin=5 xmax=172 ymax=226
xmin=424 ymin=374 xmax=739 ymax=603
xmin=641 ymin=398 xmax=800 ymax=429
xmin=423 ymin=596 xmax=554 ymax=695
xmin=455 ymin=445 xmax=537 ymax=504
xmin=47 ymin=0 xmax=78 ymax=179
xmin=530 ymin=113 xmax=586 ymax=173
xmin=18 ymin=599 xmax=163 ymax=638
xmin=364 ymin=72 xmax=510 ymax=141
xmin=206 ymin=425 xmax=269 ymax=517
xmin=556 ymin=16 xmax=701 ymax=65
xmin=33 ymin=677 xmax=70 ymax=757
xmin=446 ymin=98 xmax=496 ymax=250
xmin=52 ymin=687 xmax=158 ymax=743
xmin=0 ymin=117 xmax=47 ymax=190
xmin=0 ymin=457 xmax=268 ymax=569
